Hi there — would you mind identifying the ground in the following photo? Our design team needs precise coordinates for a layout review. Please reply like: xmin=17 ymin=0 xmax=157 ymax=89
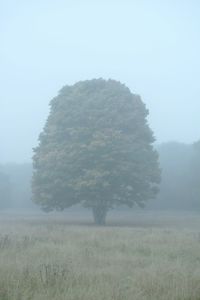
xmin=0 ymin=211 xmax=200 ymax=300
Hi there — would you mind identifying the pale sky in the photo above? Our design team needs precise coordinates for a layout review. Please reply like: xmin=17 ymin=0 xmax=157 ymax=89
xmin=1 ymin=0 xmax=200 ymax=163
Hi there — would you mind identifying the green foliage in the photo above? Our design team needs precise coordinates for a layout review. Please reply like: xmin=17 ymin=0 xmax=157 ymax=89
xmin=32 ymin=79 xmax=160 ymax=223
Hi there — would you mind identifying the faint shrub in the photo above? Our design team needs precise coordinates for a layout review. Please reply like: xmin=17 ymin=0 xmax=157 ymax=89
xmin=0 ymin=234 xmax=11 ymax=249
xmin=38 ymin=263 xmax=71 ymax=287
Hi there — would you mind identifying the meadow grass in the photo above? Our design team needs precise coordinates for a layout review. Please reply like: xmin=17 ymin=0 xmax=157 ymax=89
xmin=0 ymin=211 xmax=200 ymax=300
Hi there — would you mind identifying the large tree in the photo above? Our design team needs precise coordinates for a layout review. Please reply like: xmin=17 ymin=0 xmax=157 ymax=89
xmin=32 ymin=79 xmax=160 ymax=224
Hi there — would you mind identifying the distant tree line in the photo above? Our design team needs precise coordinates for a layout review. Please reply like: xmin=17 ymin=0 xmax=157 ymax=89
xmin=1 ymin=141 xmax=200 ymax=212
xmin=146 ymin=142 xmax=200 ymax=210
xmin=0 ymin=163 xmax=34 ymax=210
xmin=0 ymin=170 xmax=11 ymax=209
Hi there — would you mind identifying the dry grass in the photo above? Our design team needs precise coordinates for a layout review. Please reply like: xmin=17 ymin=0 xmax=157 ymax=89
xmin=0 ymin=211 xmax=200 ymax=300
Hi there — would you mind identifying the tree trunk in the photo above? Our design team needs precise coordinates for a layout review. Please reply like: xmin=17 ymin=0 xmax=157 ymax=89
xmin=92 ymin=206 xmax=107 ymax=225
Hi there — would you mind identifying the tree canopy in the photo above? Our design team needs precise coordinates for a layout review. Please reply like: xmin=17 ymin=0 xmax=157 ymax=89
xmin=32 ymin=79 xmax=160 ymax=224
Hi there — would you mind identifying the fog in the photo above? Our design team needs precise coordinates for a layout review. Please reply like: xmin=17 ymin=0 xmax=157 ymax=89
xmin=1 ymin=0 xmax=200 ymax=163
xmin=1 ymin=3 xmax=200 ymax=297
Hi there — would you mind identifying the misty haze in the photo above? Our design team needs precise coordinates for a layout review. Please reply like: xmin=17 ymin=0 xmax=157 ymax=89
xmin=1 ymin=1 xmax=200 ymax=300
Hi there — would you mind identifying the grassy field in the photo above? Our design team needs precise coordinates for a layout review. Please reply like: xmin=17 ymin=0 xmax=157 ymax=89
xmin=0 ymin=211 xmax=200 ymax=300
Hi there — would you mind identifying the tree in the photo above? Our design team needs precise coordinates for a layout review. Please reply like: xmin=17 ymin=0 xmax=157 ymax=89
xmin=32 ymin=79 xmax=160 ymax=224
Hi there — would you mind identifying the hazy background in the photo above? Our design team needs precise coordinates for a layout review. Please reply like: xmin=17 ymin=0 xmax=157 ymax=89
xmin=1 ymin=0 xmax=200 ymax=163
